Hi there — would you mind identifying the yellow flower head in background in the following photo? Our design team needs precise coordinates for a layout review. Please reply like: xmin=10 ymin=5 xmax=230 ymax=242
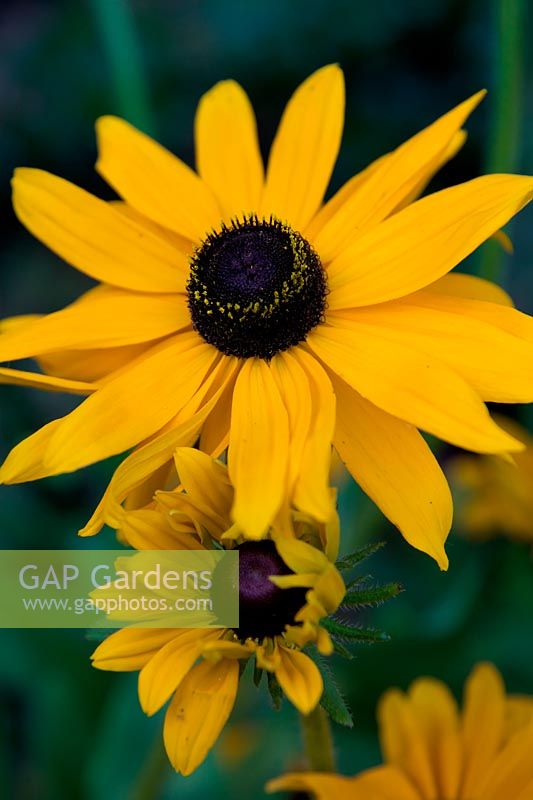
xmin=91 ymin=447 xmax=346 ymax=776
xmin=2 ymin=65 xmax=533 ymax=567
xmin=449 ymin=415 xmax=533 ymax=543
xmin=269 ymin=662 xmax=533 ymax=800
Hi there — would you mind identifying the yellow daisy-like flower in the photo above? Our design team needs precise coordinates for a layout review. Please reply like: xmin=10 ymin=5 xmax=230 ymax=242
xmin=449 ymin=416 xmax=533 ymax=543
xmin=91 ymin=447 xmax=345 ymax=776
xmin=2 ymin=65 xmax=533 ymax=567
xmin=268 ymin=662 xmax=533 ymax=800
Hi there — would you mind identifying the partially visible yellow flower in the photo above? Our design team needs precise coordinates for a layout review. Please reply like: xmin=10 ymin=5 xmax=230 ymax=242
xmin=91 ymin=447 xmax=345 ymax=776
xmin=268 ymin=663 xmax=533 ymax=799
xmin=2 ymin=65 xmax=533 ymax=568
xmin=449 ymin=416 xmax=533 ymax=542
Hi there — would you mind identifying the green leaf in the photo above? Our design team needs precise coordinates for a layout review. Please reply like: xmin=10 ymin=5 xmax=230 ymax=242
xmin=336 ymin=541 xmax=386 ymax=572
xmin=342 ymin=582 xmax=403 ymax=608
xmin=331 ymin=639 xmax=354 ymax=660
xmin=267 ymin=671 xmax=283 ymax=710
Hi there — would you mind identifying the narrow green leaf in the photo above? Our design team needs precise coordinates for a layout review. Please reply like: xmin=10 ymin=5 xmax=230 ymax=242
xmin=253 ymin=663 xmax=264 ymax=688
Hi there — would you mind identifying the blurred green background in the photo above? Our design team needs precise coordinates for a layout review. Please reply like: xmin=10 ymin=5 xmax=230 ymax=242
xmin=1 ymin=1 xmax=532 ymax=798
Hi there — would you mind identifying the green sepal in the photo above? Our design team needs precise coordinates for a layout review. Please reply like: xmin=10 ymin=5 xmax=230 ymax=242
xmin=253 ymin=662 xmax=264 ymax=687
xmin=311 ymin=652 xmax=354 ymax=728
xmin=336 ymin=541 xmax=386 ymax=572
xmin=322 ymin=617 xmax=390 ymax=643
xmin=331 ymin=638 xmax=354 ymax=660
xmin=342 ymin=582 xmax=403 ymax=608
xmin=267 ymin=671 xmax=283 ymax=710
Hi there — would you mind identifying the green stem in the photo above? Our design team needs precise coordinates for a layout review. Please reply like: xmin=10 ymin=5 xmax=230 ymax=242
xmin=300 ymin=706 xmax=336 ymax=772
xmin=130 ymin=736 xmax=170 ymax=800
xmin=478 ymin=0 xmax=525 ymax=283
xmin=90 ymin=0 xmax=156 ymax=136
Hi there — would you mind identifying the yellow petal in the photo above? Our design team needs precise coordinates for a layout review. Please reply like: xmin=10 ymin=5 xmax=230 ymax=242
xmin=425 ymin=272 xmax=514 ymax=306
xmin=43 ymin=334 xmax=218 ymax=476
xmin=12 ymin=168 xmax=187 ymax=292
xmin=275 ymin=647 xmax=323 ymax=714
xmin=38 ymin=342 xmax=153 ymax=383
xmin=163 ymin=658 xmax=239 ymax=775
xmin=266 ymin=772 xmax=358 ymax=799
xmin=228 ymin=358 xmax=289 ymax=538
xmin=461 ymin=662 xmax=506 ymax=797
xmin=0 ymin=367 xmax=94 ymax=395
xmin=195 ymin=80 xmax=264 ymax=218
xmin=119 ymin=508 xmax=200 ymax=551
xmin=261 ymin=65 xmax=344 ymax=231
xmin=0 ymin=419 xmax=63 ymax=483
xmin=348 ymin=766 xmax=422 ymax=800
xmin=275 ymin=537 xmax=329 ymax=574
xmin=174 ymin=448 xmax=233 ymax=524
xmin=291 ymin=348 xmax=336 ymax=521
xmin=408 ymin=678 xmax=462 ymax=799
xmin=378 ymin=688 xmax=438 ymax=798
xmin=332 ymin=299 xmax=533 ymax=403
xmin=328 ymin=174 xmax=533 ymax=309
xmin=138 ymin=629 xmax=220 ymax=715
xmin=91 ymin=628 xmax=179 ymax=671
xmin=270 ymin=350 xmax=312 ymax=501
xmin=96 ymin=116 xmax=220 ymax=241
xmin=0 ymin=288 xmax=189 ymax=363
xmin=313 ymin=91 xmax=484 ymax=261
xmin=80 ymin=356 xmax=239 ymax=535
xmin=309 ymin=324 xmax=522 ymax=454
xmin=479 ymin=722 xmax=533 ymax=800
xmin=331 ymin=373 xmax=450 ymax=569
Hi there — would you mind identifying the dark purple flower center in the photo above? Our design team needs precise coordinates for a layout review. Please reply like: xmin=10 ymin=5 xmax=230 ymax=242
xmin=235 ymin=540 xmax=307 ymax=640
xmin=187 ymin=216 xmax=327 ymax=360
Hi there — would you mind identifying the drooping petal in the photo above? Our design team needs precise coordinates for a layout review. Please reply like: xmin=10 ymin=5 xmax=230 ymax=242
xmin=331 ymin=300 xmax=533 ymax=403
xmin=460 ymin=663 xmax=506 ymax=797
xmin=96 ymin=116 xmax=221 ymax=241
xmin=0 ymin=288 xmax=190 ymax=362
xmin=261 ymin=65 xmax=344 ymax=231
xmin=0 ymin=367 xmax=94 ymax=395
xmin=80 ymin=357 xmax=239 ymax=535
xmin=312 ymin=91 xmax=484 ymax=261
xmin=228 ymin=358 xmax=289 ymax=538
xmin=327 ymin=175 xmax=533 ymax=309
xmin=331 ymin=373 xmax=451 ymax=569
xmin=12 ymin=168 xmax=187 ymax=292
xmin=138 ymin=629 xmax=220 ymax=715
xmin=91 ymin=628 xmax=180 ymax=671
xmin=163 ymin=658 xmax=239 ymax=775
xmin=275 ymin=647 xmax=323 ymax=714
xmin=195 ymin=80 xmax=264 ymax=218
xmin=118 ymin=508 xmax=201 ymax=551
xmin=0 ymin=419 xmax=64 ymax=484
xmin=42 ymin=333 xmax=218 ymax=476
xmin=308 ymin=324 xmax=522 ymax=454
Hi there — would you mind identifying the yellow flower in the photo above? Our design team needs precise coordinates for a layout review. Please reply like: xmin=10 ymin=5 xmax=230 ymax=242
xmin=2 ymin=65 xmax=533 ymax=567
xmin=449 ymin=416 xmax=533 ymax=542
xmin=91 ymin=447 xmax=345 ymax=776
xmin=268 ymin=662 xmax=533 ymax=800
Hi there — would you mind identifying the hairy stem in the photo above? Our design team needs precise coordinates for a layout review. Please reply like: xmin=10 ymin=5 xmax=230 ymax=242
xmin=300 ymin=705 xmax=336 ymax=772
